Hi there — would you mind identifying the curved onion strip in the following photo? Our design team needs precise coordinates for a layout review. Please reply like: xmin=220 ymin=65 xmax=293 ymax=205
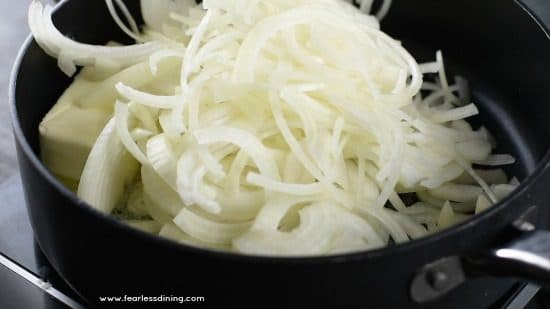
xmin=194 ymin=127 xmax=280 ymax=179
xmin=116 ymin=82 xmax=183 ymax=108
xmin=246 ymin=173 xmax=324 ymax=196
xmin=173 ymin=208 xmax=251 ymax=244
xmin=78 ymin=118 xmax=139 ymax=213
xmin=114 ymin=102 xmax=149 ymax=164
xmin=29 ymin=1 xmax=162 ymax=76
xmin=105 ymin=0 xmax=142 ymax=42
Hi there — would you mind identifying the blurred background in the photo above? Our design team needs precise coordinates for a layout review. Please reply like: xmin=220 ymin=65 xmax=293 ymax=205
xmin=0 ymin=1 xmax=31 ymax=185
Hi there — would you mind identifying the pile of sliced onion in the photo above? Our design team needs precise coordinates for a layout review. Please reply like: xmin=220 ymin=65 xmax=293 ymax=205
xmin=32 ymin=0 xmax=518 ymax=256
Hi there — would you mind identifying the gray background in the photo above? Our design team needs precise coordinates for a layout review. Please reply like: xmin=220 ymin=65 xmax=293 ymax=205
xmin=0 ymin=0 xmax=52 ymax=268
xmin=0 ymin=1 xmax=31 ymax=184
xmin=0 ymin=0 xmax=58 ymax=268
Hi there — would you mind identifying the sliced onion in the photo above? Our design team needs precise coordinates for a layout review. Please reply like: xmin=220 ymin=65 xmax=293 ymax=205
xmin=173 ymin=208 xmax=251 ymax=244
xmin=78 ymin=118 xmax=139 ymax=213
xmin=29 ymin=1 xmax=162 ymax=77
xmin=36 ymin=0 xmax=519 ymax=256
xmin=114 ymin=101 xmax=148 ymax=164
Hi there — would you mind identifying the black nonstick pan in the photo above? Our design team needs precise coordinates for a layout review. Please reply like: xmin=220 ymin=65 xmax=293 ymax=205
xmin=9 ymin=0 xmax=550 ymax=307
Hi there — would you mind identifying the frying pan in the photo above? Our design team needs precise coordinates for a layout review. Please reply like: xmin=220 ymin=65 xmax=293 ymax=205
xmin=9 ymin=0 xmax=550 ymax=307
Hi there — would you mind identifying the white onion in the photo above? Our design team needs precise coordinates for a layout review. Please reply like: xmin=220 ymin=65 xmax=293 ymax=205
xmin=29 ymin=1 xmax=163 ymax=77
xmin=35 ymin=0 xmax=519 ymax=256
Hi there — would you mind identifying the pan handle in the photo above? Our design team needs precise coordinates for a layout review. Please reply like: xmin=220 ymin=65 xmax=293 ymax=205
xmin=411 ymin=208 xmax=550 ymax=304
xmin=411 ymin=230 xmax=550 ymax=303
xmin=465 ymin=230 xmax=550 ymax=288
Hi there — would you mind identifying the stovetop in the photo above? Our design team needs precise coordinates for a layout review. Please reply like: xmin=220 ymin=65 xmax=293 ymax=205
xmin=0 ymin=175 xmax=84 ymax=308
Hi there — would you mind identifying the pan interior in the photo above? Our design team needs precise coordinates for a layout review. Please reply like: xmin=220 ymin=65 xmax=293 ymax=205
xmin=382 ymin=0 xmax=550 ymax=180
